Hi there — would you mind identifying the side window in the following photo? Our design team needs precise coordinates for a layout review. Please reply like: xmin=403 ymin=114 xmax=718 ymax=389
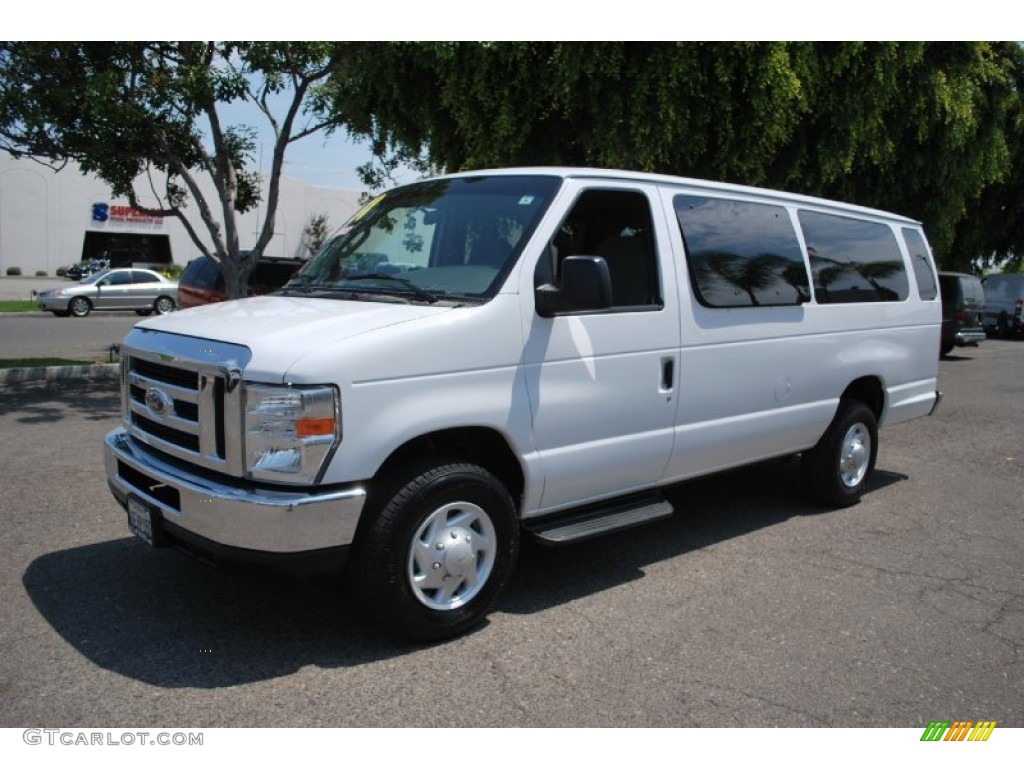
xmin=131 ymin=271 xmax=158 ymax=284
xmin=799 ymin=211 xmax=909 ymax=303
xmin=674 ymin=195 xmax=810 ymax=307
xmin=901 ymin=227 xmax=938 ymax=300
xmin=105 ymin=271 xmax=132 ymax=286
xmin=540 ymin=189 xmax=660 ymax=309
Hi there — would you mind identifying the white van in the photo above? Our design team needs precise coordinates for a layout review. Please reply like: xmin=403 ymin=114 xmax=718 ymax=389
xmin=104 ymin=168 xmax=942 ymax=639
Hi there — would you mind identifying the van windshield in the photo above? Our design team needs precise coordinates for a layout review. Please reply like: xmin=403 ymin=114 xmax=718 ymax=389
xmin=286 ymin=175 xmax=562 ymax=303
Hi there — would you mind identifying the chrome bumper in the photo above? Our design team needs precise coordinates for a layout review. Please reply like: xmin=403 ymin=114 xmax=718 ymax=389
xmin=104 ymin=428 xmax=366 ymax=554
xmin=954 ymin=329 xmax=987 ymax=346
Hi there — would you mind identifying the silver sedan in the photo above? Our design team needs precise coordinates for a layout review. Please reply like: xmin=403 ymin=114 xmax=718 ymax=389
xmin=36 ymin=268 xmax=179 ymax=318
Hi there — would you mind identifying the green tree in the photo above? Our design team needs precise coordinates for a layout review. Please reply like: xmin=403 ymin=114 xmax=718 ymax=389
xmin=0 ymin=42 xmax=341 ymax=298
xmin=331 ymin=42 xmax=1022 ymax=267
xmin=301 ymin=211 xmax=331 ymax=256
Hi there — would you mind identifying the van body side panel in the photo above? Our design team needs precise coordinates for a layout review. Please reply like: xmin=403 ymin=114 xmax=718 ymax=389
xmin=659 ymin=186 xmax=940 ymax=483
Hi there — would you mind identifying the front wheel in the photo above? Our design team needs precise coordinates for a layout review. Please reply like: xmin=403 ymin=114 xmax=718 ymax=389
xmin=68 ymin=297 xmax=91 ymax=317
xmin=348 ymin=460 xmax=519 ymax=641
xmin=802 ymin=399 xmax=878 ymax=508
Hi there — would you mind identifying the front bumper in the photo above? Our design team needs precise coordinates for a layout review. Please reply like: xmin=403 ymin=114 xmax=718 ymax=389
xmin=104 ymin=427 xmax=366 ymax=556
xmin=36 ymin=295 xmax=70 ymax=312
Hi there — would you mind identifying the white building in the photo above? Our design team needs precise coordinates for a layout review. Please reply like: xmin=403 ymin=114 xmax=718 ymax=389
xmin=0 ymin=152 xmax=364 ymax=275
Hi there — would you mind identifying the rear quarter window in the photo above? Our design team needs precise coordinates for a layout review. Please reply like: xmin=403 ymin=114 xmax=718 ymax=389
xmin=901 ymin=227 xmax=938 ymax=300
xmin=251 ymin=261 xmax=301 ymax=293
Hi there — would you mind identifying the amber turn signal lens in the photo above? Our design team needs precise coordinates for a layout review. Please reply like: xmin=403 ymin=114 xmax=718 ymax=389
xmin=296 ymin=418 xmax=335 ymax=437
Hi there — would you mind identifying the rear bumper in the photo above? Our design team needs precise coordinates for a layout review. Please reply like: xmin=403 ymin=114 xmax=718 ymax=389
xmin=104 ymin=427 xmax=367 ymax=558
xmin=954 ymin=328 xmax=986 ymax=346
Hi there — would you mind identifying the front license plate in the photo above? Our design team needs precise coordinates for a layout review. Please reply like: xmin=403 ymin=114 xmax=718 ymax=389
xmin=127 ymin=496 xmax=156 ymax=547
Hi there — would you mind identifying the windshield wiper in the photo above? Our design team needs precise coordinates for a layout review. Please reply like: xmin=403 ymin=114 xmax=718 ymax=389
xmin=343 ymin=273 xmax=439 ymax=304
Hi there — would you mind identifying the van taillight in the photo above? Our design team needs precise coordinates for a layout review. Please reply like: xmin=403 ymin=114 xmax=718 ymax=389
xmin=955 ymin=309 xmax=965 ymax=323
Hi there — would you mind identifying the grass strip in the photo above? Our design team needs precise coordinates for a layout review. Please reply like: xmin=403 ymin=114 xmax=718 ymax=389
xmin=0 ymin=300 xmax=38 ymax=312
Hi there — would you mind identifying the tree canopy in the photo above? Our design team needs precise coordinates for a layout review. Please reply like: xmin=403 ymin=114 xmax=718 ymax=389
xmin=332 ymin=42 xmax=1024 ymax=270
xmin=3 ymin=42 xmax=1020 ymax=279
xmin=0 ymin=41 xmax=341 ymax=298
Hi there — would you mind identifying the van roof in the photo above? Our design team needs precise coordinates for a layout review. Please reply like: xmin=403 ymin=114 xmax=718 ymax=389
xmin=440 ymin=167 xmax=922 ymax=226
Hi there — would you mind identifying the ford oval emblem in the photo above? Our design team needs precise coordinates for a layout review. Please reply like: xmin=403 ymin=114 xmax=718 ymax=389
xmin=144 ymin=387 xmax=173 ymax=417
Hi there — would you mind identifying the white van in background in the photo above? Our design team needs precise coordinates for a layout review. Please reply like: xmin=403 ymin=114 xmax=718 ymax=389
xmin=104 ymin=168 xmax=942 ymax=639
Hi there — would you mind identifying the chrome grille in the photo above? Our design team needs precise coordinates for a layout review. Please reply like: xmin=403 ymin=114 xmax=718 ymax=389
xmin=120 ymin=329 xmax=251 ymax=477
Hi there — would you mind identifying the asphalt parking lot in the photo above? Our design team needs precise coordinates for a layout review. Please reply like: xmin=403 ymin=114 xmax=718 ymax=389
xmin=0 ymin=339 xmax=1021 ymax=727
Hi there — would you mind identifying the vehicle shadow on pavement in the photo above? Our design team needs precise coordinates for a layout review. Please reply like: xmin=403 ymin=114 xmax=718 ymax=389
xmin=23 ymin=538 xmax=403 ymax=689
xmin=500 ymin=458 xmax=904 ymax=616
xmin=22 ymin=459 xmax=906 ymax=689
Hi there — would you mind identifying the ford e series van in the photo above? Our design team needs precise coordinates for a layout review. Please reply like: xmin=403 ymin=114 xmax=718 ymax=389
xmin=104 ymin=168 xmax=942 ymax=639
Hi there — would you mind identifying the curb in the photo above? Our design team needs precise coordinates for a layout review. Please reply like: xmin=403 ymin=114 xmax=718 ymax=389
xmin=0 ymin=363 xmax=119 ymax=386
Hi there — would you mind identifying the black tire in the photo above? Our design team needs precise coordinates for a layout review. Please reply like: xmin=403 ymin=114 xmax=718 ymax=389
xmin=68 ymin=297 xmax=91 ymax=317
xmin=802 ymin=399 xmax=878 ymax=508
xmin=348 ymin=459 xmax=519 ymax=641
xmin=135 ymin=309 xmax=153 ymax=316
xmin=996 ymin=315 xmax=1010 ymax=339
xmin=154 ymin=296 xmax=175 ymax=315
xmin=940 ymin=340 xmax=954 ymax=357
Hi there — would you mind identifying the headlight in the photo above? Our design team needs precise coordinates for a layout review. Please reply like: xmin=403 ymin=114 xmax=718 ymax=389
xmin=244 ymin=383 xmax=340 ymax=484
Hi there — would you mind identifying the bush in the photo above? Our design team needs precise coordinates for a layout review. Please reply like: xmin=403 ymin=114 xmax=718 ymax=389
xmin=161 ymin=263 xmax=184 ymax=279
xmin=56 ymin=266 xmax=68 ymax=277
xmin=35 ymin=270 xmax=47 ymax=277
xmin=6 ymin=266 xmax=22 ymax=276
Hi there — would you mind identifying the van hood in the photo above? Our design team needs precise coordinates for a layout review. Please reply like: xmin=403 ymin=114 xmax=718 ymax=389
xmin=134 ymin=295 xmax=452 ymax=370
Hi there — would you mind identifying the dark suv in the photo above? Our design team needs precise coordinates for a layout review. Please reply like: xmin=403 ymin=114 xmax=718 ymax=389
xmin=938 ymin=272 xmax=986 ymax=356
xmin=981 ymin=272 xmax=1024 ymax=338
xmin=177 ymin=254 xmax=304 ymax=309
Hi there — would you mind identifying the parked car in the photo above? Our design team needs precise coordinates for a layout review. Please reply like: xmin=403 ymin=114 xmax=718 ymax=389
xmin=65 ymin=259 xmax=109 ymax=281
xmin=36 ymin=268 xmax=178 ymax=317
xmin=938 ymin=272 xmax=986 ymax=356
xmin=981 ymin=272 xmax=1024 ymax=338
xmin=177 ymin=253 xmax=304 ymax=309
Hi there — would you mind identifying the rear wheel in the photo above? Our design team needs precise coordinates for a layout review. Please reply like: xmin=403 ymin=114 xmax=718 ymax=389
xmin=68 ymin=297 xmax=91 ymax=318
xmin=348 ymin=459 xmax=519 ymax=641
xmin=802 ymin=399 xmax=878 ymax=508
xmin=996 ymin=315 xmax=1011 ymax=339
xmin=154 ymin=296 xmax=175 ymax=315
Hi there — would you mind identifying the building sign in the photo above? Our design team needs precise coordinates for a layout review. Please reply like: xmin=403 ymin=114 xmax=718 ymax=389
xmin=91 ymin=202 xmax=163 ymax=228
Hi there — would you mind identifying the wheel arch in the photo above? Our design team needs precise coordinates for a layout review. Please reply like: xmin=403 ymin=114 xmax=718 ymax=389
xmin=840 ymin=376 xmax=885 ymax=422
xmin=372 ymin=426 xmax=525 ymax=509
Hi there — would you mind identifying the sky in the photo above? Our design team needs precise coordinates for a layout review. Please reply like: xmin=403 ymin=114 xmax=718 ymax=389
xmin=214 ymin=92 xmax=379 ymax=193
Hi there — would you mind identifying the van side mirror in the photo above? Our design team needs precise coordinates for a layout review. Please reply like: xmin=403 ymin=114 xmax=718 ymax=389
xmin=535 ymin=255 xmax=613 ymax=317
